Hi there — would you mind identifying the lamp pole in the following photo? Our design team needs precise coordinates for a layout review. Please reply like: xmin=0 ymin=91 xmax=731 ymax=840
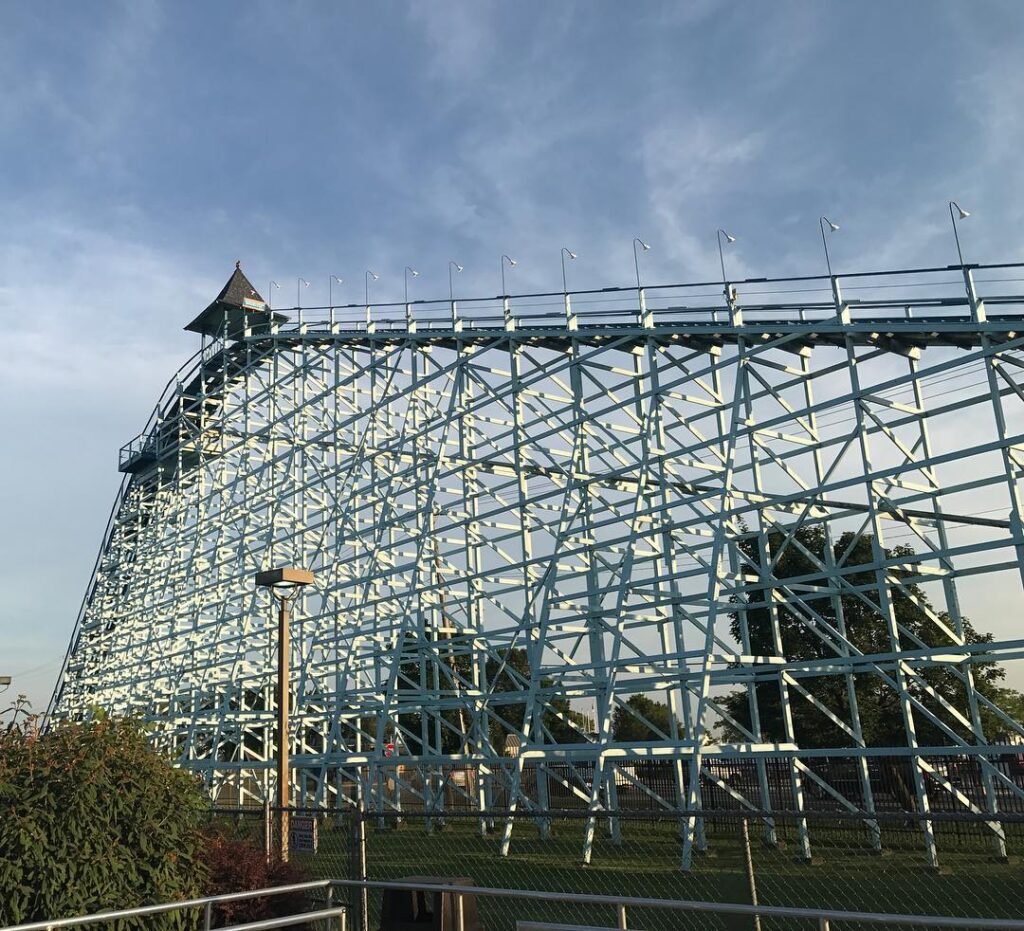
xmin=404 ymin=266 xmax=419 ymax=305
xmin=949 ymin=201 xmax=970 ymax=266
xmin=267 ymin=281 xmax=280 ymax=311
xmin=501 ymin=254 xmax=516 ymax=297
xmin=276 ymin=592 xmax=292 ymax=859
xmin=255 ymin=567 xmax=314 ymax=862
xmin=819 ymin=217 xmax=839 ymax=277
xmin=561 ymin=247 xmax=577 ymax=293
xmin=632 ymin=238 xmax=649 ymax=292
xmin=449 ymin=260 xmax=463 ymax=303
xmin=329 ymin=275 xmax=343 ymax=308
xmin=716 ymin=229 xmax=736 ymax=286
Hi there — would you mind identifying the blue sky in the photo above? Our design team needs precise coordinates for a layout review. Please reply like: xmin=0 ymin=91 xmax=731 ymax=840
xmin=2 ymin=0 xmax=1024 ymax=712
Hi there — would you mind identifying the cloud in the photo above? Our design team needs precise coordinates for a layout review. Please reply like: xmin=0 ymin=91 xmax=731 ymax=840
xmin=407 ymin=0 xmax=499 ymax=84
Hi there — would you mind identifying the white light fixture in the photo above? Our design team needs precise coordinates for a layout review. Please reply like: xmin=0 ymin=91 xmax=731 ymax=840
xmin=632 ymin=238 xmax=650 ymax=291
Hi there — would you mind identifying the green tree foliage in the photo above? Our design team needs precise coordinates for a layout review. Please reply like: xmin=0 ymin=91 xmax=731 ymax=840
xmin=612 ymin=694 xmax=681 ymax=742
xmin=0 ymin=719 xmax=209 ymax=929
xmin=718 ymin=526 xmax=1024 ymax=749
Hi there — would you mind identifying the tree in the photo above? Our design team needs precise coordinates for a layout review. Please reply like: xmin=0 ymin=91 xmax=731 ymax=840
xmin=612 ymin=694 xmax=681 ymax=742
xmin=718 ymin=526 xmax=1024 ymax=749
xmin=0 ymin=719 xmax=209 ymax=928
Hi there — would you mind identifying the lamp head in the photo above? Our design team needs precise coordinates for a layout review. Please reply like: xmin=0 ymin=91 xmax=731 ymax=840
xmin=299 ymin=278 xmax=309 ymax=287
xmin=406 ymin=267 xmax=419 ymax=277
xmin=368 ymin=271 xmax=379 ymax=280
xmin=952 ymin=201 xmax=970 ymax=220
xmin=455 ymin=264 xmax=463 ymax=272
xmin=270 ymin=281 xmax=280 ymax=289
xmin=255 ymin=567 xmax=315 ymax=591
xmin=823 ymin=217 xmax=839 ymax=232
xmin=331 ymin=275 xmax=343 ymax=283
xmin=568 ymin=251 xmax=577 ymax=260
xmin=509 ymin=258 xmax=517 ymax=267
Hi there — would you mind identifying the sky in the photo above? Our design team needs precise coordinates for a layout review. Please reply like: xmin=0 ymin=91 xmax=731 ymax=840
xmin=2 ymin=0 xmax=1024 ymax=715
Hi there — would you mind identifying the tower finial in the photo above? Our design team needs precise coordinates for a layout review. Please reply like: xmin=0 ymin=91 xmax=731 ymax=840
xmin=235 ymin=260 xmax=241 ymax=270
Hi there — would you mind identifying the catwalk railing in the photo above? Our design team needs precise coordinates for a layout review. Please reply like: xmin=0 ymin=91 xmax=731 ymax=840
xmin=112 ymin=260 xmax=1024 ymax=478
xmin=258 ymin=262 xmax=1024 ymax=334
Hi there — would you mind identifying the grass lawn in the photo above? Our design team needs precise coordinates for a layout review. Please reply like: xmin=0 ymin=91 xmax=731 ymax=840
xmin=297 ymin=816 xmax=1024 ymax=931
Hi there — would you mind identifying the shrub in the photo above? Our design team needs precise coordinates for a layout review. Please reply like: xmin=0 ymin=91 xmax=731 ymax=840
xmin=201 ymin=826 xmax=311 ymax=926
xmin=0 ymin=719 xmax=209 ymax=929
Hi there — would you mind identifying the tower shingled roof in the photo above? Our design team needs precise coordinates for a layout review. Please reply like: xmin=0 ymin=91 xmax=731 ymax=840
xmin=184 ymin=262 xmax=281 ymax=336
xmin=214 ymin=260 xmax=264 ymax=308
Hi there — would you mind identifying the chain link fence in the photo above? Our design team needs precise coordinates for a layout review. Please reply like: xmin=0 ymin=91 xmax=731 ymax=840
xmin=207 ymin=804 xmax=1024 ymax=930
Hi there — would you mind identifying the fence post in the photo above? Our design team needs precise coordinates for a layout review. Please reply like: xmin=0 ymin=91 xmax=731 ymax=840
xmin=263 ymin=798 xmax=272 ymax=864
xmin=616 ymin=903 xmax=628 ymax=929
xmin=353 ymin=809 xmax=368 ymax=931
xmin=455 ymin=891 xmax=466 ymax=931
xmin=740 ymin=816 xmax=761 ymax=931
xmin=203 ymin=900 xmax=213 ymax=931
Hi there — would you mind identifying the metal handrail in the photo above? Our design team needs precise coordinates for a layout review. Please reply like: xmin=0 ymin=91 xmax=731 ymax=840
xmin=5 ymin=874 xmax=1022 ymax=931
xmin=216 ymin=907 xmax=346 ymax=931
xmin=328 ymin=877 xmax=1024 ymax=930
xmin=0 ymin=880 xmax=334 ymax=931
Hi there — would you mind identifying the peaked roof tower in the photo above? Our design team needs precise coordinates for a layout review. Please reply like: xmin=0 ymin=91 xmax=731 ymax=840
xmin=185 ymin=262 xmax=281 ymax=337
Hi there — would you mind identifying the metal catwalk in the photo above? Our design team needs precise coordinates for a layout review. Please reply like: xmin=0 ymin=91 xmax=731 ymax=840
xmin=50 ymin=260 xmax=1024 ymax=865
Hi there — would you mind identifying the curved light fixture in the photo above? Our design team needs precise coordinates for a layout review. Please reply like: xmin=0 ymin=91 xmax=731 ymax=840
xmin=404 ymin=266 xmax=419 ymax=304
xmin=716 ymin=229 xmax=736 ymax=285
xmin=561 ymin=247 xmax=577 ymax=293
xmin=449 ymin=261 xmax=463 ymax=303
xmin=501 ymin=254 xmax=517 ymax=296
xmin=819 ymin=217 xmax=840 ymax=277
xmin=329 ymin=275 xmax=343 ymax=308
xmin=949 ymin=201 xmax=971 ymax=266
xmin=632 ymin=238 xmax=650 ymax=291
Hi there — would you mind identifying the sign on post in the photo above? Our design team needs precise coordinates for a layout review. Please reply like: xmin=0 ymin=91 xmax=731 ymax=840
xmin=289 ymin=816 xmax=318 ymax=853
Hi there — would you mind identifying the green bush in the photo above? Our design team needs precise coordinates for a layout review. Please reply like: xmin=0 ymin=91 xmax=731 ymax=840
xmin=0 ymin=718 xmax=209 ymax=929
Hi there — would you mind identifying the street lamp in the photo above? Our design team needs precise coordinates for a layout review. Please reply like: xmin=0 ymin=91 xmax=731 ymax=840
xmin=632 ymin=238 xmax=650 ymax=293
xmin=501 ymin=254 xmax=517 ymax=297
xmin=449 ymin=260 xmax=463 ymax=303
xmin=716 ymin=229 xmax=736 ymax=286
xmin=267 ymin=280 xmax=280 ymax=311
xmin=365 ymin=270 xmax=378 ymax=306
xmin=561 ymin=247 xmax=577 ymax=293
xmin=819 ymin=217 xmax=840 ymax=277
xmin=255 ymin=566 xmax=315 ymax=862
xmin=404 ymin=266 xmax=419 ymax=305
xmin=296 ymin=278 xmax=309 ymax=308
xmin=949 ymin=201 xmax=970 ymax=266
xmin=329 ymin=275 xmax=343 ymax=308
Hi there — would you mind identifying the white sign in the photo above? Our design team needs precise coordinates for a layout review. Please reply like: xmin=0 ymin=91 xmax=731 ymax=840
xmin=289 ymin=816 xmax=318 ymax=853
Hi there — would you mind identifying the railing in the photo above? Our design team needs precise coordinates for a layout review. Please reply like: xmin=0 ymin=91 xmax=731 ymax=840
xmin=0 ymin=881 xmax=341 ymax=931
xmin=253 ymin=261 xmax=1024 ymax=337
xmin=331 ymin=877 xmax=1024 ymax=931
xmin=7 ymin=876 xmax=1023 ymax=931
xmin=106 ymin=260 xmax=1024 ymax=479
